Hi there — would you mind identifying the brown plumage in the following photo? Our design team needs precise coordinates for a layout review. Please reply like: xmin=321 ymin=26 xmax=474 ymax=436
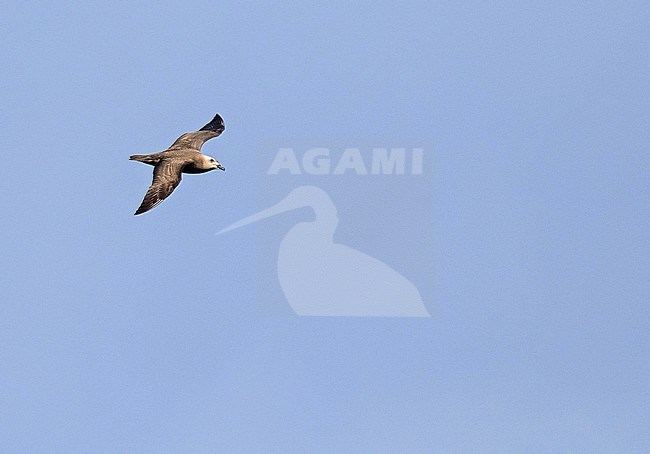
xmin=130 ymin=114 xmax=226 ymax=215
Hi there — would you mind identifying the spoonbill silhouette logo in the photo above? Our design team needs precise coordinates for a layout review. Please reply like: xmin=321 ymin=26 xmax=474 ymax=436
xmin=217 ymin=186 xmax=430 ymax=317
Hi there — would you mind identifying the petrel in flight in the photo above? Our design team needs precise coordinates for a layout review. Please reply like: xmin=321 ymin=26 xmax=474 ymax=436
xmin=130 ymin=114 xmax=226 ymax=215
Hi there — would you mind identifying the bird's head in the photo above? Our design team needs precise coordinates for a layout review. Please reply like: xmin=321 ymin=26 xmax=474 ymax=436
xmin=203 ymin=155 xmax=225 ymax=171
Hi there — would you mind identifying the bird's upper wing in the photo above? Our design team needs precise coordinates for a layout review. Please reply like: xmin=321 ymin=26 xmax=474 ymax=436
xmin=134 ymin=159 xmax=186 ymax=215
xmin=167 ymin=113 xmax=225 ymax=151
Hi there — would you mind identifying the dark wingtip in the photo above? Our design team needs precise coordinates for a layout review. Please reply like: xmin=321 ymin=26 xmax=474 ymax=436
xmin=199 ymin=113 xmax=225 ymax=133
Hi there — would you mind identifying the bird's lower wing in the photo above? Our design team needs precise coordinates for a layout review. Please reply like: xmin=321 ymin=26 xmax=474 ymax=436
xmin=134 ymin=160 xmax=184 ymax=215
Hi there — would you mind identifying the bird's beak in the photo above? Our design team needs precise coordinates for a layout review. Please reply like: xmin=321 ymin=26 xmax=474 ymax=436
xmin=217 ymin=164 xmax=225 ymax=171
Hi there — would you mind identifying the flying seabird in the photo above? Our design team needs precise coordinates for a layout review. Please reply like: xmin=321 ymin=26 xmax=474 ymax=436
xmin=130 ymin=113 xmax=226 ymax=215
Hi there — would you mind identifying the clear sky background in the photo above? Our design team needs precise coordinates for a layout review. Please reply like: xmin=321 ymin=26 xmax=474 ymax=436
xmin=1 ymin=1 xmax=649 ymax=452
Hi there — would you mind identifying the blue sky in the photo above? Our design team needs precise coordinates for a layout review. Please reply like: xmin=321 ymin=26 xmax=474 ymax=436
xmin=1 ymin=1 xmax=649 ymax=452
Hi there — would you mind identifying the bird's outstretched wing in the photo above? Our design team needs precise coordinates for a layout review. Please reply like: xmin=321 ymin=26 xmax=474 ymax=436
xmin=167 ymin=113 xmax=225 ymax=151
xmin=134 ymin=159 xmax=186 ymax=215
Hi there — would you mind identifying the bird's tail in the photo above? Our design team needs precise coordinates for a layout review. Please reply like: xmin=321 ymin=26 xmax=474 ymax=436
xmin=130 ymin=154 xmax=159 ymax=165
